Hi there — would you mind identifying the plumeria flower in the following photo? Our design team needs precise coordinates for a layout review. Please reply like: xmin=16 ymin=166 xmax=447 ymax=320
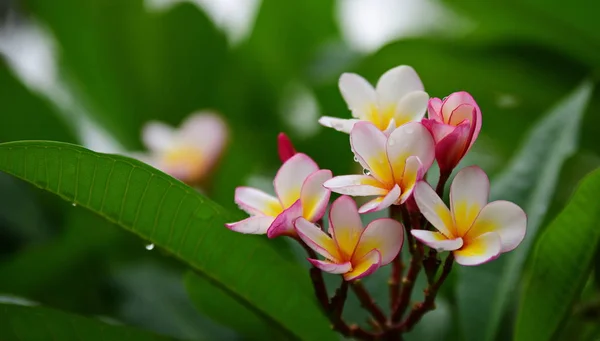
xmin=295 ymin=195 xmax=404 ymax=281
xmin=411 ymin=166 xmax=527 ymax=266
xmin=324 ymin=121 xmax=435 ymax=213
xmin=319 ymin=65 xmax=429 ymax=134
xmin=421 ymin=92 xmax=482 ymax=174
xmin=139 ymin=111 xmax=227 ymax=186
xmin=225 ymin=153 xmax=332 ymax=238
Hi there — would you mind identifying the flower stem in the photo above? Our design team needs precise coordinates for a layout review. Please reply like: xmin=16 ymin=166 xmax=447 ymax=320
xmin=351 ymin=280 xmax=388 ymax=327
xmin=391 ymin=246 xmax=423 ymax=323
xmin=435 ymin=170 xmax=450 ymax=198
xmin=389 ymin=204 xmax=406 ymax=311
xmin=301 ymin=243 xmax=330 ymax=310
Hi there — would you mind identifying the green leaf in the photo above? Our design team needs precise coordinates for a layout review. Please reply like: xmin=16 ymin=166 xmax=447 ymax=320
xmin=184 ymin=271 xmax=285 ymax=341
xmin=514 ymin=167 xmax=600 ymax=341
xmin=0 ymin=303 xmax=175 ymax=341
xmin=456 ymin=81 xmax=594 ymax=341
xmin=0 ymin=141 xmax=336 ymax=341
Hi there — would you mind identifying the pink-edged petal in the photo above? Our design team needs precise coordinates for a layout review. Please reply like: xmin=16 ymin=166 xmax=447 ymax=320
xmin=393 ymin=90 xmax=429 ymax=126
xmin=386 ymin=122 xmax=435 ymax=182
xmin=225 ymin=216 xmax=275 ymax=235
xmin=421 ymin=119 xmax=456 ymax=143
xmin=339 ymin=73 xmax=377 ymax=119
xmin=234 ymin=187 xmax=282 ymax=217
xmin=308 ymin=259 xmax=353 ymax=274
xmin=294 ymin=217 xmax=341 ymax=261
xmin=301 ymin=169 xmax=333 ymax=222
xmin=180 ymin=112 xmax=228 ymax=163
xmin=398 ymin=156 xmax=424 ymax=203
xmin=375 ymin=65 xmax=424 ymax=108
xmin=328 ymin=196 xmax=364 ymax=260
xmin=454 ymin=232 xmax=501 ymax=266
xmin=358 ymin=184 xmax=401 ymax=214
xmin=277 ymin=132 xmax=297 ymax=163
xmin=414 ymin=181 xmax=455 ymax=237
xmin=350 ymin=122 xmax=394 ymax=185
xmin=266 ymin=200 xmax=303 ymax=238
xmin=274 ymin=153 xmax=319 ymax=208
xmin=448 ymin=104 xmax=476 ymax=126
xmin=450 ymin=166 xmax=490 ymax=236
xmin=427 ymin=98 xmax=443 ymax=121
xmin=440 ymin=91 xmax=477 ymax=122
xmin=465 ymin=201 xmax=527 ymax=253
xmin=343 ymin=249 xmax=381 ymax=281
xmin=435 ymin=121 xmax=471 ymax=173
xmin=323 ymin=175 xmax=388 ymax=196
xmin=353 ymin=218 xmax=403 ymax=265
xmin=411 ymin=230 xmax=463 ymax=252
xmin=142 ymin=121 xmax=175 ymax=152
xmin=318 ymin=116 xmax=360 ymax=134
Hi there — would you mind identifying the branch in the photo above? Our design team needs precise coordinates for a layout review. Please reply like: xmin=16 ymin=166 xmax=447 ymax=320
xmin=351 ymin=280 xmax=388 ymax=328
xmin=388 ymin=204 xmax=405 ymax=311
xmin=435 ymin=171 xmax=450 ymax=198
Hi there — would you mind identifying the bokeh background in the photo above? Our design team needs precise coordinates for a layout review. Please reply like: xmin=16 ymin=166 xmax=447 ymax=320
xmin=0 ymin=0 xmax=599 ymax=340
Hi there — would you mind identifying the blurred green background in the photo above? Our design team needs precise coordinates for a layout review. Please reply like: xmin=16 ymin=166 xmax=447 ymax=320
xmin=0 ymin=0 xmax=599 ymax=340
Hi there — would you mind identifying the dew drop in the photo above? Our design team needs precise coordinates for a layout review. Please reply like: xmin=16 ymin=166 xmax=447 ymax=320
xmin=353 ymin=155 xmax=359 ymax=162
xmin=363 ymin=169 xmax=371 ymax=176
xmin=145 ymin=243 xmax=155 ymax=251
xmin=388 ymin=138 xmax=396 ymax=146
xmin=315 ymin=223 xmax=322 ymax=230
xmin=72 ymin=203 xmax=77 ymax=207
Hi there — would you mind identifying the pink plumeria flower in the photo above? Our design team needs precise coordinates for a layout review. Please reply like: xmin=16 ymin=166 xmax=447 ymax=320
xmin=139 ymin=112 xmax=227 ymax=186
xmin=294 ymin=195 xmax=404 ymax=281
xmin=421 ymin=92 xmax=482 ymax=174
xmin=277 ymin=132 xmax=297 ymax=163
xmin=324 ymin=121 xmax=435 ymax=213
xmin=226 ymin=153 xmax=332 ymax=238
xmin=319 ymin=65 xmax=429 ymax=134
xmin=411 ymin=166 xmax=527 ymax=266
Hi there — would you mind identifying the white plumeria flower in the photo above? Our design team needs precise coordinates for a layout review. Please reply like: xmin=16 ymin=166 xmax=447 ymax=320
xmin=324 ymin=121 xmax=435 ymax=213
xmin=319 ymin=65 xmax=429 ymax=135
xmin=411 ymin=166 xmax=527 ymax=266
xmin=139 ymin=112 xmax=227 ymax=185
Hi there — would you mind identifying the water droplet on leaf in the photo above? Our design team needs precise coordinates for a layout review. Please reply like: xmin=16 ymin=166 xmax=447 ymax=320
xmin=72 ymin=203 xmax=77 ymax=207
xmin=145 ymin=243 xmax=155 ymax=251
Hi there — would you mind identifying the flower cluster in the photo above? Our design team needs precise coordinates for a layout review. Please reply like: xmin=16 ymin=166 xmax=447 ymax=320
xmin=226 ymin=65 xmax=527 ymax=281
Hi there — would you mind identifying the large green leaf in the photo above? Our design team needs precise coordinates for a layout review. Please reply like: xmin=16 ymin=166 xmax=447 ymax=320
xmin=514 ymin=168 xmax=600 ymax=341
xmin=0 ymin=141 xmax=336 ymax=341
xmin=0 ymin=303 xmax=175 ymax=341
xmin=456 ymin=81 xmax=593 ymax=341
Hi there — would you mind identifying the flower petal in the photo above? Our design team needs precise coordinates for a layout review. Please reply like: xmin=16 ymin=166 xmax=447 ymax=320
xmin=421 ymin=119 xmax=455 ymax=143
xmin=440 ymin=91 xmax=477 ymax=122
xmin=294 ymin=217 xmax=341 ymax=261
xmin=435 ymin=121 xmax=471 ymax=173
xmin=301 ymin=169 xmax=333 ymax=221
xmin=465 ymin=200 xmax=527 ymax=253
xmin=398 ymin=156 xmax=424 ymax=203
xmin=142 ymin=121 xmax=175 ymax=152
xmin=234 ymin=187 xmax=283 ymax=217
xmin=266 ymin=200 xmax=303 ymax=238
xmin=277 ymin=132 xmax=296 ymax=163
xmin=414 ymin=181 xmax=455 ymax=237
xmin=411 ymin=230 xmax=463 ymax=252
xmin=450 ymin=166 xmax=490 ymax=237
xmin=386 ymin=122 xmax=435 ymax=183
xmin=350 ymin=122 xmax=393 ymax=185
xmin=225 ymin=216 xmax=275 ymax=234
xmin=343 ymin=249 xmax=381 ymax=281
xmin=328 ymin=196 xmax=364 ymax=260
xmin=274 ymin=153 xmax=319 ymax=208
xmin=427 ymin=98 xmax=443 ymax=121
xmin=353 ymin=218 xmax=403 ymax=265
xmin=393 ymin=90 xmax=429 ymax=126
xmin=308 ymin=259 xmax=353 ymax=274
xmin=339 ymin=73 xmax=377 ymax=119
xmin=318 ymin=116 xmax=360 ymax=134
xmin=453 ymin=232 xmax=501 ymax=266
xmin=358 ymin=184 xmax=401 ymax=214
xmin=323 ymin=175 xmax=388 ymax=196
xmin=181 ymin=112 xmax=228 ymax=162
xmin=375 ymin=65 xmax=424 ymax=108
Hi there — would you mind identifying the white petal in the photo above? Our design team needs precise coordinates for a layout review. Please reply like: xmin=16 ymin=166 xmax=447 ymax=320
xmin=358 ymin=184 xmax=401 ymax=214
xmin=339 ymin=73 xmax=377 ymax=119
xmin=450 ymin=166 xmax=490 ymax=236
xmin=354 ymin=218 xmax=404 ymax=265
xmin=413 ymin=181 xmax=455 ymax=237
xmin=454 ymin=232 xmax=502 ymax=266
xmin=398 ymin=155 xmax=424 ymax=203
xmin=300 ymin=169 xmax=332 ymax=222
xmin=411 ymin=230 xmax=463 ymax=252
xmin=295 ymin=217 xmax=340 ymax=261
xmin=465 ymin=201 xmax=527 ymax=253
xmin=386 ymin=122 xmax=435 ymax=182
xmin=343 ymin=249 xmax=381 ymax=281
xmin=375 ymin=65 xmax=424 ymax=108
xmin=350 ymin=122 xmax=393 ymax=186
xmin=393 ymin=90 xmax=429 ymax=126
xmin=225 ymin=216 xmax=275 ymax=234
xmin=234 ymin=187 xmax=282 ymax=216
xmin=329 ymin=196 xmax=364 ymax=259
xmin=309 ymin=259 xmax=353 ymax=274
xmin=180 ymin=112 xmax=228 ymax=161
xmin=323 ymin=175 xmax=388 ymax=196
xmin=274 ymin=153 xmax=319 ymax=208
xmin=318 ymin=116 xmax=360 ymax=133
xmin=142 ymin=121 xmax=175 ymax=152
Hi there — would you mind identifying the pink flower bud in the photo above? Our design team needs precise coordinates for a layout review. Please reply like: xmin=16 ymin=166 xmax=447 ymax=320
xmin=277 ymin=132 xmax=297 ymax=163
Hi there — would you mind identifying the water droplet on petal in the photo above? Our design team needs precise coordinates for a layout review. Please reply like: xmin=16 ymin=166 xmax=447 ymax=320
xmin=145 ymin=243 xmax=155 ymax=251
xmin=353 ymin=155 xmax=359 ymax=162
xmin=363 ymin=169 xmax=371 ymax=176
xmin=388 ymin=138 xmax=395 ymax=146
xmin=315 ymin=223 xmax=321 ymax=230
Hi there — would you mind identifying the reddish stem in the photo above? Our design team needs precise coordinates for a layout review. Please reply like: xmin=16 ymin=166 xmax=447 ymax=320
xmin=352 ymin=280 xmax=388 ymax=327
